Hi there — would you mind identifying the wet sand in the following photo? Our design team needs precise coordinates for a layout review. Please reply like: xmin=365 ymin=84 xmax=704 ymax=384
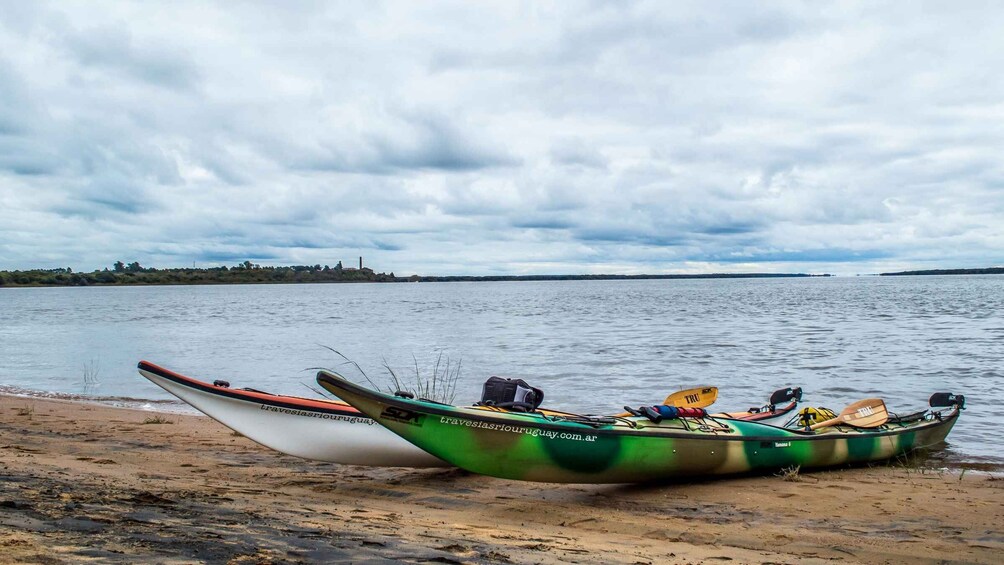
xmin=1 ymin=393 xmax=1001 ymax=564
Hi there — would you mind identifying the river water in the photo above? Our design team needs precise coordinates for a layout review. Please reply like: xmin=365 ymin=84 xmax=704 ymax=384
xmin=1 ymin=276 xmax=1001 ymax=468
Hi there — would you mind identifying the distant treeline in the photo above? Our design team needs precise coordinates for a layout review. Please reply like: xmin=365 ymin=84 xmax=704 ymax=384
xmin=0 ymin=261 xmax=398 ymax=287
xmin=0 ymin=262 xmax=831 ymax=287
xmin=880 ymin=267 xmax=1004 ymax=276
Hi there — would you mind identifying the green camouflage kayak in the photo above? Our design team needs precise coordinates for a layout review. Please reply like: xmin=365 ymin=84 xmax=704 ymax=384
xmin=316 ymin=370 xmax=962 ymax=484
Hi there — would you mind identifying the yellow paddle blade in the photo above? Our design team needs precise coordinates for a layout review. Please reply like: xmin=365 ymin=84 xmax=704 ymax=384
xmin=810 ymin=398 xmax=889 ymax=430
xmin=664 ymin=386 xmax=718 ymax=408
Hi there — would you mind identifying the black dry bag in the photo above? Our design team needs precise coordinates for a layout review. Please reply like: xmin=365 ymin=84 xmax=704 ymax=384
xmin=478 ymin=377 xmax=544 ymax=411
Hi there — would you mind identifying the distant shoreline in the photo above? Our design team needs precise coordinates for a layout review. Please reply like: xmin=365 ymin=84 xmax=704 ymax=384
xmin=879 ymin=267 xmax=1004 ymax=276
xmin=4 ymin=264 xmax=1003 ymax=287
xmin=0 ymin=268 xmax=831 ymax=287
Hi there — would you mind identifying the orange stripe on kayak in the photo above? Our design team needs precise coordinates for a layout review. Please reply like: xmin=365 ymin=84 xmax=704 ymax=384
xmin=138 ymin=360 xmax=362 ymax=414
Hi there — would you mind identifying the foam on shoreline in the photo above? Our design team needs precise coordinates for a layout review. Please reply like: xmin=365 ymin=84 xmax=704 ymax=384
xmin=0 ymin=385 xmax=199 ymax=415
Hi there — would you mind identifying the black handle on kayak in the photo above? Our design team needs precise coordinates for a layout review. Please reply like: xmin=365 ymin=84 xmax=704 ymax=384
xmin=929 ymin=392 xmax=965 ymax=409
xmin=488 ymin=401 xmax=535 ymax=412
xmin=769 ymin=387 xmax=802 ymax=406
xmin=622 ymin=406 xmax=643 ymax=417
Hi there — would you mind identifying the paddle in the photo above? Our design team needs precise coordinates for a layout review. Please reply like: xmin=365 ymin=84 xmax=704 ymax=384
xmin=809 ymin=398 xmax=889 ymax=431
xmin=712 ymin=386 xmax=803 ymax=420
xmin=617 ymin=386 xmax=717 ymax=418
xmin=663 ymin=386 xmax=718 ymax=409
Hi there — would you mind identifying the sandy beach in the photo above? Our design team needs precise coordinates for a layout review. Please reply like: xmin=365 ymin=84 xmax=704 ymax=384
xmin=1 ymin=393 xmax=1001 ymax=564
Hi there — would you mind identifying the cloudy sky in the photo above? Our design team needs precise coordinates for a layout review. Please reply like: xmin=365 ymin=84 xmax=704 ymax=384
xmin=1 ymin=1 xmax=1002 ymax=276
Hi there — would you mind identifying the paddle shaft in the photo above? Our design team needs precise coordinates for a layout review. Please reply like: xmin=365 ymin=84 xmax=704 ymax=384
xmin=614 ymin=386 xmax=718 ymax=418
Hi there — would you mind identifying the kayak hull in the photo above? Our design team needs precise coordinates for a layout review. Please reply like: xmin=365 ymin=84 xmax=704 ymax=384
xmin=317 ymin=370 xmax=960 ymax=484
xmin=137 ymin=361 xmax=447 ymax=467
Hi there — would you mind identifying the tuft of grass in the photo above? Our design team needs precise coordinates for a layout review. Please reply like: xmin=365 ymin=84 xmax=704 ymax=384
xmin=82 ymin=359 xmax=100 ymax=387
xmin=16 ymin=404 xmax=34 ymax=419
xmin=316 ymin=346 xmax=463 ymax=404
xmin=776 ymin=465 xmax=802 ymax=482
xmin=893 ymin=450 xmax=942 ymax=476
xmin=895 ymin=451 xmax=923 ymax=474
xmin=383 ymin=352 xmax=462 ymax=404
xmin=142 ymin=415 xmax=173 ymax=425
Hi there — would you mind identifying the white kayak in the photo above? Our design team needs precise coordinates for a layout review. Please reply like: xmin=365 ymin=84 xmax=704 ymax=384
xmin=137 ymin=360 xmax=447 ymax=467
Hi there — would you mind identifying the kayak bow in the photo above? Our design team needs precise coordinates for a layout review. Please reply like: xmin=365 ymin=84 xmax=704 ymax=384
xmin=137 ymin=361 xmax=447 ymax=467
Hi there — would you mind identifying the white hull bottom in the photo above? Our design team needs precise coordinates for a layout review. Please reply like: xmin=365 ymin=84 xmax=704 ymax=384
xmin=138 ymin=366 xmax=447 ymax=468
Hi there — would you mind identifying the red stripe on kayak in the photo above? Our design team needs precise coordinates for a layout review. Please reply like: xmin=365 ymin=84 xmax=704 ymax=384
xmin=138 ymin=360 xmax=362 ymax=415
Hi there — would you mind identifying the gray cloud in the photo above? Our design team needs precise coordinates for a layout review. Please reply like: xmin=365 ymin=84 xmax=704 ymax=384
xmin=0 ymin=63 xmax=35 ymax=137
xmin=60 ymin=24 xmax=202 ymax=91
xmin=549 ymin=138 xmax=608 ymax=169
xmin=289 ymin=111 xmax=518 ymax=174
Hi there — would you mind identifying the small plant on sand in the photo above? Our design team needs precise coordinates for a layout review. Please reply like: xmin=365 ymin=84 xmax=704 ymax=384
xmin=382 ymin=352 xmax=462 ymax=404
xmin=776 ymin=465 xmax=802 ymax=482
xmin=82 ymin=359 xmax=100 ymax=387
xmin=142 ymin=415 xmax=173 ymax=425
xmin=317 ymin=346 xmax=463 ymax=404
xmin=16 ymin=404 xmax=34 ymax=419
xmin=894 ymin=449 xmax=945 ymax=477
xmin=895 ymin=451 xmax=924 ymax=474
